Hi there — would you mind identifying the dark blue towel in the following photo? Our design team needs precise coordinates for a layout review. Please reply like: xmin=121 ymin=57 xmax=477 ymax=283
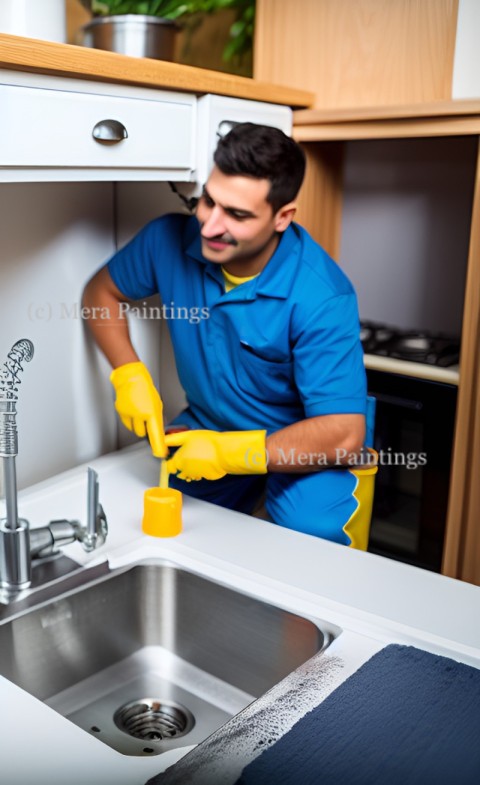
xmin=235 ymin=644 xmax=480 ymax=785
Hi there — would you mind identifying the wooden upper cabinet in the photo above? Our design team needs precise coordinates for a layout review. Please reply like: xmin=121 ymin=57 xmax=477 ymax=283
xmin=254 ymin=0 xmax=459 ymax=109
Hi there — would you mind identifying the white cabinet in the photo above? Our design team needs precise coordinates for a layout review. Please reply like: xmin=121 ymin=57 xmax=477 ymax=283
xmin=0 ymin=71 xmax=293 ymax=184
xmin=0 ymin=70 xmax=196 ymax=182
xmin=195 ymin=94 xmax=292 ymax=192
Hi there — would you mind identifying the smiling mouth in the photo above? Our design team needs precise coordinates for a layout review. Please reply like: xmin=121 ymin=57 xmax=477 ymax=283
xmin=202 ymin=237 xmax=236 ymax=250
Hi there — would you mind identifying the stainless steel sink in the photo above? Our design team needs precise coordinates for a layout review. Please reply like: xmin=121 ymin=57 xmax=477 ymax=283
xmin=0 ymin=559 xmax=335 ymax=757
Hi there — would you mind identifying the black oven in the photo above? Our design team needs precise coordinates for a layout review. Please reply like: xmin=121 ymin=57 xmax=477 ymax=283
xmin=366 ymin=368 xmax=457 ymax=572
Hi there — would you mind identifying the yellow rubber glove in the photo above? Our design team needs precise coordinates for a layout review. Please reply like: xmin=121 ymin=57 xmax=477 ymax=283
xmin=110 ymin=362 xmax=167 ymax=458
xmin=164 ymin=430 xmax=267 ymax=481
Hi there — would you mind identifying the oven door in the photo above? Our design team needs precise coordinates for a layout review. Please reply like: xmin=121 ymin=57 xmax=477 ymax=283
xmin=366 ymin=369 xmax=457 ymax=572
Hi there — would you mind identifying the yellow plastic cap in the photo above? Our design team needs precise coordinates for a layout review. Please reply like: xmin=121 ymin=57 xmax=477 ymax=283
xmin=142 ymin=487 xmax=182 ymax=537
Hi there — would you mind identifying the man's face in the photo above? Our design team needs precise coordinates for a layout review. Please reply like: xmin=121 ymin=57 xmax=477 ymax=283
xmin=196 ymin=167 xmax=281 ymax=269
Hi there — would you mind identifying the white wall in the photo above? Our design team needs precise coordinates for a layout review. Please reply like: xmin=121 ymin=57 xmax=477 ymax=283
xmin=0 ymin=0 xmax=66 ymax=42
xmin=339 ymin=136 xmax=476 ymax=335
xmin=0 ymin=182 xmax=117 ymax=490
xmin=115 ymin=181 xmax=190 ymax=445
xmin=452 ymin=0 xmax=480 ymax=99
xmin=0 ymin=179 xmax=190 ymax=491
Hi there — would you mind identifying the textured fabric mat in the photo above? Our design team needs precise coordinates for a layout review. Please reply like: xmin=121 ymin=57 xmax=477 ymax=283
xmin=235 ymin=644 xmax=480 ymax=785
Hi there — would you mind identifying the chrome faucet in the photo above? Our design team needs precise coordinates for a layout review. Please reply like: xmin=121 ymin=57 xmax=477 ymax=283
xmin=0 ymin=339 xmax=108 ymax=598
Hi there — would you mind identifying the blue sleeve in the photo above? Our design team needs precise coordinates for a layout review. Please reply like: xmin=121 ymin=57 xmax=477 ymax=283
xmin=107 ymin=215 xmax=179 ymax=300
xmin=293 ymin=293 xmax=367 ymax=417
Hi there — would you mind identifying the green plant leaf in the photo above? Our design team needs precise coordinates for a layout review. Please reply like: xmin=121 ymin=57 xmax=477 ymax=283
xmin=230 ymin=19 xmax=245 ymax=37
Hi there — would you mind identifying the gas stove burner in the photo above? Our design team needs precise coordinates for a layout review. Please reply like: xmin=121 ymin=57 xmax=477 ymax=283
xmin=387 ymin=332 xmax=438 ymax=360
xmin=360 ymin=321 xmax=460 ymax=367
xmin=360 ymin=321 xmax=396 ymax=355
xmin=398 ymin=335 xmax=431 ymax=352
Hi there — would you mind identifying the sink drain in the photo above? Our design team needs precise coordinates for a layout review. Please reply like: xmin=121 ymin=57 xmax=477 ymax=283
xmin=64 ymin=670 xmax=232 ymax=756
xmin=114 ymin=698 xmax=195 ymax=742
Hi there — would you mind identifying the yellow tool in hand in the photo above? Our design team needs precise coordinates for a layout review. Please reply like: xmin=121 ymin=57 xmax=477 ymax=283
xmin=159 ymin=425 xmax=190 ymax=487
xmin=159 ymin=458 xmax=169 ymax=489
xmin=143 ymin=427 xmax=188 ymax=538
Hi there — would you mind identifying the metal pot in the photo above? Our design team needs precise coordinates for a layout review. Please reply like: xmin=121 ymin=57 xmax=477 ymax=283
xmin=78 ymin=14 xmax=179 ymax=61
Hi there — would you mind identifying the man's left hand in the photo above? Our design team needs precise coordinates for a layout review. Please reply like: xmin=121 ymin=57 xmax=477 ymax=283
xmin=165 ymin=429 xmax=267 ymax=481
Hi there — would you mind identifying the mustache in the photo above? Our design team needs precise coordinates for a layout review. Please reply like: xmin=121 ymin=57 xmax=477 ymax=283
xmin=201 ymin=232 xmax=238 ymax=246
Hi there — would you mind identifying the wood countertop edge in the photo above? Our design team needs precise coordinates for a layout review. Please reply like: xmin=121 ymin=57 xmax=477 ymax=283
xmin=0 ymin=32 xmax=314 ymax=107
xmin=293 ymin=99 xmax=480 ymax=125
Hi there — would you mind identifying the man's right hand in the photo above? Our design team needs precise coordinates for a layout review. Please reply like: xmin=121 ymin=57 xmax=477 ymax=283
xmin=110 ymin=362 xmax=167 ymax=458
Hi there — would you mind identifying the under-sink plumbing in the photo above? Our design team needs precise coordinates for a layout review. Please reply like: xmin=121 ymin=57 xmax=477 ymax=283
xmin=0 ymin=339 xmax=108 ymax=598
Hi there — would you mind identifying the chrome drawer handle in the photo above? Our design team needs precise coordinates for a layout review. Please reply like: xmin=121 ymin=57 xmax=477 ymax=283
xmin=92 ymin=119 xmax=128 ymax=144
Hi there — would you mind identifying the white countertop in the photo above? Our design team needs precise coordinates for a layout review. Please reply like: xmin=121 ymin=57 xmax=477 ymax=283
xmin=363 ymin=353 xmax=459 ymax=385
xmin=1 ymin=443 xmax=479 ymax=785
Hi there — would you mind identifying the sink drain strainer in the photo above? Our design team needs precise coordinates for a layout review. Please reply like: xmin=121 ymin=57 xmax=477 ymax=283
xmin=114 ymin=698 xmax=195 ymax=742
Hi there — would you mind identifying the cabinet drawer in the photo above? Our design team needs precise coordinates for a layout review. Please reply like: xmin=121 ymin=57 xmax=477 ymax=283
xmin=0 ymin=83 xmax=195 ymax=170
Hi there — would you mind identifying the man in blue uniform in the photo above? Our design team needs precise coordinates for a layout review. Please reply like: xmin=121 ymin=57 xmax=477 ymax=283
xmin=83 ymin=123 xmax=369 ymax=546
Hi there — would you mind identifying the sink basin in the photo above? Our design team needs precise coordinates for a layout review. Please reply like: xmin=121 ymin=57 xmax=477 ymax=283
xmin=0 ymin=559 xmax=335 ymax=757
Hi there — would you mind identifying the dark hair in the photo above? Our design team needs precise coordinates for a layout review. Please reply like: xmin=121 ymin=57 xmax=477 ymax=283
xmin=213 ymin=122 xmax=306 ymax=213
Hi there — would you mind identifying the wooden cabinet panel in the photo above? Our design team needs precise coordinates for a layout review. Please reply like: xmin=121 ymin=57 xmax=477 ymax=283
xmin=66 ymin=0 xmax=90 ymax=45
xmin=255 ymin=0 xmax=459 ymax=109
xmin=443 ymin=139 xmax=480 ymax=585
xmin=295 ymin=142 xmax=344 ymax=259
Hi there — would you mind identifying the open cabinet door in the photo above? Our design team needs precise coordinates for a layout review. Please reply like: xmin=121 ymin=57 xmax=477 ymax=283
xmin=443 ymin=137 xmax=480 ymax=585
